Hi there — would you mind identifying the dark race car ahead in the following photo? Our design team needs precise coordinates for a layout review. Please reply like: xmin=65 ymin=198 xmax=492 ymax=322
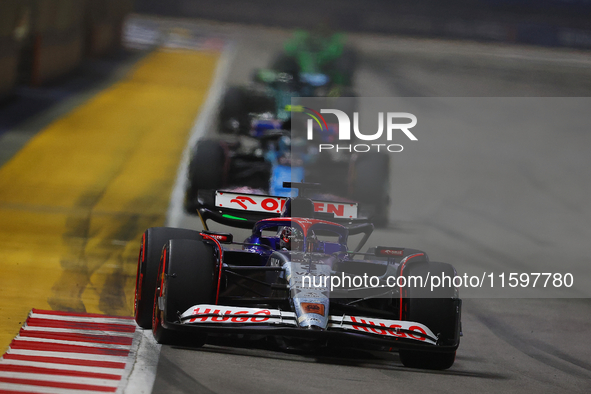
xmin=135 ymin=185 xmax=461 ymax=370
xmin=184 ymin=122 xmax=390 ymax=227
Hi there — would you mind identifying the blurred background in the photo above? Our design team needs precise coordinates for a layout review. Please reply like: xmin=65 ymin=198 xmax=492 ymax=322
xmin=136 ymin=0 xmax=591 ymax=48
xmin=0 ymin=0 xmax=132 ymax=99
xmin=2 ymin=0 xmax=591 ymax=101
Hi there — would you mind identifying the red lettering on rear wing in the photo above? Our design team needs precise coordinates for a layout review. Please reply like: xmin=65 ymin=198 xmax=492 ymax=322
xmin=215 ymin=191 xmax=358 ymax=219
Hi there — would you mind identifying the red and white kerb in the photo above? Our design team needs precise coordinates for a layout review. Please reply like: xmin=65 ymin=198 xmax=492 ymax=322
xmin=0 ymin=309 xmax=136 ymax=393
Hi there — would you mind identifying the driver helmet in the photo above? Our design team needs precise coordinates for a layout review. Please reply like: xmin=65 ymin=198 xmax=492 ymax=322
xmin=279 ymin=226 xmax=304 ymax=251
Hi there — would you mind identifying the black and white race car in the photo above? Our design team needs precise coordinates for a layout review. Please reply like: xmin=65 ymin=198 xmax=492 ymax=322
xmin=135 ymin=184 xmax=461 ymax=370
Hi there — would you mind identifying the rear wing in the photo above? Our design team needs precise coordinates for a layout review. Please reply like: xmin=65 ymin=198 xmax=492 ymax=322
xmin=197 ymin=191 xmax=360 ymax=230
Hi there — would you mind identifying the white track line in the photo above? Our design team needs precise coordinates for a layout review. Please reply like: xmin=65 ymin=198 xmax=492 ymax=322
xmin=21 ymin=326 xmax=135 ymax=337
xmin=121 ymin=43 xmax=235 ymax=394
xmin=0 ymin=382 xmax=114 ymax=394
xmin=29 ymin=313 xmax=135 ymax=325
xmin=0 ymin=359 xmax=125 ymax=376
xmin=12 ymin=337 xmax=131 ymax=350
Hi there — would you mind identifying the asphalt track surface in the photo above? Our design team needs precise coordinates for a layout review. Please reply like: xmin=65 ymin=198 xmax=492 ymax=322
xmin=153 ymin=21 xmax=591 ymax=393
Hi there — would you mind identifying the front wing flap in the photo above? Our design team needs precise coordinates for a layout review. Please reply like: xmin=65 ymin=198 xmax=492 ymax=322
xmin=178 ymin=304 xmax=438 ymax=346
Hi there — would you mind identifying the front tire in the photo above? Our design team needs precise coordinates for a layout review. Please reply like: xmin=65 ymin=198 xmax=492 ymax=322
xmin=134 ymin=227 xmax=202 ymax=329
xmin=152 ymin=239 xmax=217 ymax=346
xmin=398 ymin=261 xmax=460 ymax=370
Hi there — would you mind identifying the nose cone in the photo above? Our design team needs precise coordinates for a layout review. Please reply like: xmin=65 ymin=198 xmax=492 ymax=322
xmin=284 ymin=258 xmax=331 ymax=330
xmin=294 ymin=299 xmax=329 ymax=330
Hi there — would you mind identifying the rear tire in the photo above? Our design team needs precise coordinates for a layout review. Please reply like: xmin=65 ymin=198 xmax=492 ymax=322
xmin=398 ymin=261 xmax=460 ymax=370
xmin=185 ymin=139 xmax=226 ymax=214
xmin=134 ymin=227 xmax=202 ymax=329
xmin=152 ymin=239 xmax=217 ymax=346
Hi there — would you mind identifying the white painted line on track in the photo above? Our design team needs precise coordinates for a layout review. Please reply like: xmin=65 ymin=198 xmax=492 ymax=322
xmin=12 ymin=337 xmax=131 ymax=350
xmin=21 ymin=326 xmax=135 ymax=337
xmin=165 ymin=42 xmax=236 ymax=228
xmin=29 ymin=313 xmax=135 ymax=325
xmin=0 ymin=358 xmax=125 ymax=376
xmin=0 ymin=382 xmax=115 ymax=394
xmin=122 ymin=42 xmax=235 ymax=394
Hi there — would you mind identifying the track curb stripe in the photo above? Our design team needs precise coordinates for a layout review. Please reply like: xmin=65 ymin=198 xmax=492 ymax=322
xmin=0 ymin=365 xmax=121 ymax=380
xmin=3 ymin=354 xmax=126 ymax=369
xmin=9 ymin=341 xmax=130 ymax=357
xmin=13 ymin=337 xmax=131 ymax=351
xmin=0 ymin=377 xmax=117 ymax=392
xmin=18 ymin=331 xmax=133 ymax=346
xmin=0 ymin=309 xmax=138 ymax=393
xmin=20 ymin=327 xmax=135 ymax=338
xmin=31 ymin=310 xmax=134 ymax=321
xmin=25 ymin=319 xmax=135 ymax=333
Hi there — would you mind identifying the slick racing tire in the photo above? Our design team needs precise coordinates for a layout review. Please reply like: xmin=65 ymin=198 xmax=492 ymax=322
xmin=152 ymin=239 xmax=216 ymax=346
xmin=134 ymin=227 xmax=202 ymax=329
xmin=185 ymin=139 xmax=226 ymax=214
xmin=350 ymin=153 xmax=390 ymax=227
xmin=398 ymin=261 xmax=460 ymax=370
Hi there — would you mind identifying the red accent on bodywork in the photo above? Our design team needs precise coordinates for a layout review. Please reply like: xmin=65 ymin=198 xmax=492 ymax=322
xmin=201 ymin=233 xmax=224 ymax=305
xmin=134 ymin=233 xmax=146 ymax=315
xmin=256 ymin=217 xmax=345 ymax=238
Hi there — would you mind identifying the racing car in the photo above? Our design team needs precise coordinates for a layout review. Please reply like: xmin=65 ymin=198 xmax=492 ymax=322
xmin=218 ymin=27 xmax=357 ymax=135
xmin=135 ymin=183 xmax=461 ymax=370
xmin=184 ymin=129 xmax=390 ymax=227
